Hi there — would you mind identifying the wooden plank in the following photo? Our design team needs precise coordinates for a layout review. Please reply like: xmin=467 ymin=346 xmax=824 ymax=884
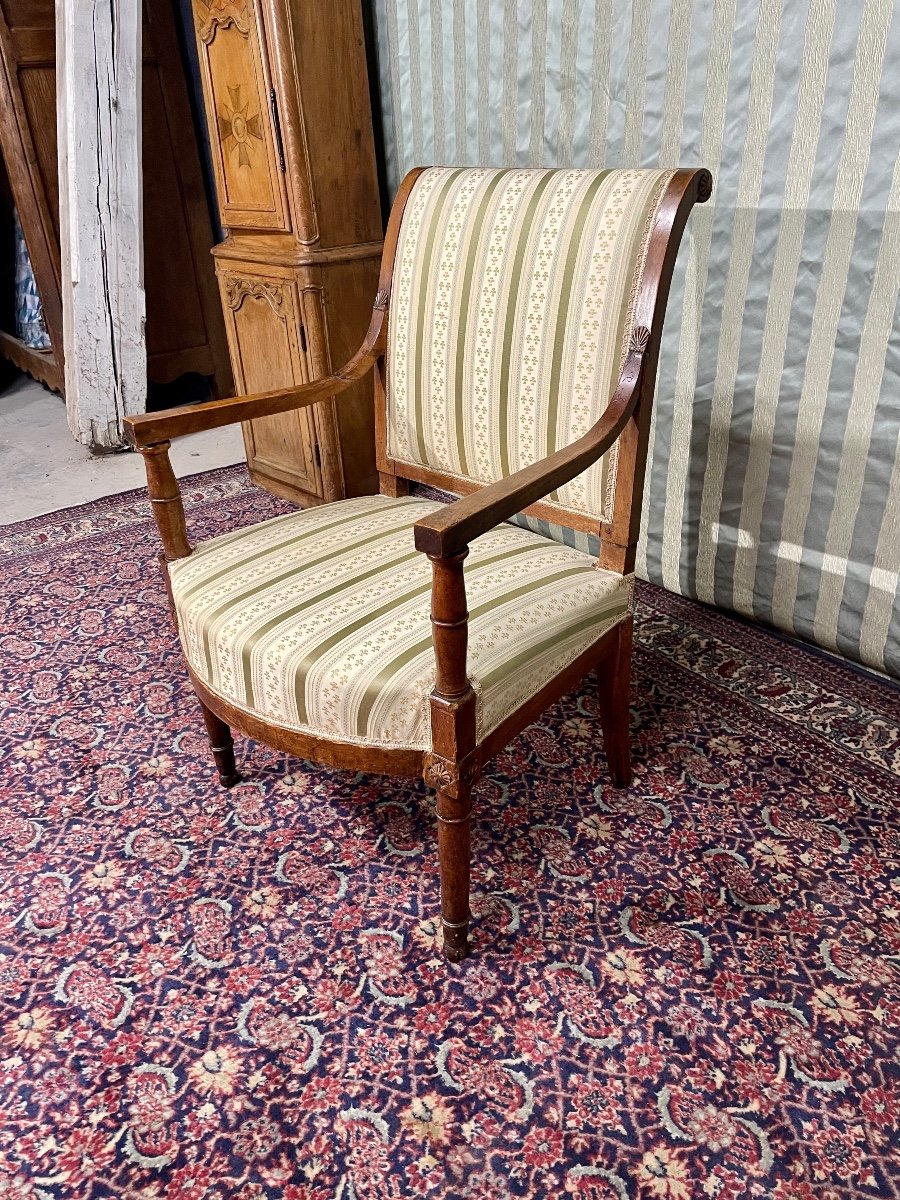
xmin=0 ymin=328 xmax=62 ymax=391
xmin=57 ymin=0 xmax=145 ymax=451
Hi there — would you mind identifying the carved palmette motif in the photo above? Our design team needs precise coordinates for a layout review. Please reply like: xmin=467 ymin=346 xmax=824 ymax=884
xmin=629 ymin=325 xmax=651 ymax=355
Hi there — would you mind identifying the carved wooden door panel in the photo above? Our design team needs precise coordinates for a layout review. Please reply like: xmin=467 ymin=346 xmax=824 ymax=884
xmin=193 ymin=0 xmax=289 ymax=232
xmin=217 ymin=264 xmax=322 ymax=498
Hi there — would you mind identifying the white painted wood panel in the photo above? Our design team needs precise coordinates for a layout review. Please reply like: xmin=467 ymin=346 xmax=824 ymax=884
xmin=57 ymin=0 xmax=146 ymax=451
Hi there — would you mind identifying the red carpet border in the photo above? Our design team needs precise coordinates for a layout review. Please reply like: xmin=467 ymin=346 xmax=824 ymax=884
xmin=1 ymin=465 xmax=898 ymax=1199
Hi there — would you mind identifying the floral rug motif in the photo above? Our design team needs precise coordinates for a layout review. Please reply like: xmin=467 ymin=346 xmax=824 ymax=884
xmin=1 ymin=465 xmax=899 ymax=1200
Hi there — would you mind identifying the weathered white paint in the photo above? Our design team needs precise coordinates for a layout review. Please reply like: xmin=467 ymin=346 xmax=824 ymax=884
xmin=57 ymin=0 xmax=146 ymax=451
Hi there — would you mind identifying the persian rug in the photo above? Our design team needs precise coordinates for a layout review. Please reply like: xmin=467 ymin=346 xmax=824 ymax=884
xmin=1 ymin=465 xmax=898 ymax=1200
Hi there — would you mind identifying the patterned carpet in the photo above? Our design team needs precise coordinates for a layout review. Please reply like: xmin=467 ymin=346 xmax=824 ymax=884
xmin=1 ymin=465 xmax=899 ymax=1200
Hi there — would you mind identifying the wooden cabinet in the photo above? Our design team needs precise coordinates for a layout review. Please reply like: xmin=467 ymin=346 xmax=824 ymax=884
xmin=0 ymin=0 xmax=232 ymax=398
xmin=191 ymin=0 xmax=382 ymax=504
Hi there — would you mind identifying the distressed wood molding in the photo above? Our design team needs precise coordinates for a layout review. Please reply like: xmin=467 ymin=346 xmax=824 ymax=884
xmin=57 ymin=0 xmax=146 ymax=451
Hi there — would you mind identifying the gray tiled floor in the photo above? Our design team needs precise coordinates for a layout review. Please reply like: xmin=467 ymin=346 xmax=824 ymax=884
xmin=0 ymin=375 xmax=244 ymax=523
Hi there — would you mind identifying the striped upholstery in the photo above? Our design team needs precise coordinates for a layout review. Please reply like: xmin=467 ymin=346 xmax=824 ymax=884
xmin=387 ymin=167 xmax=676 ymax=525
xmin=170 ymin=496 xmax=632 ymax=751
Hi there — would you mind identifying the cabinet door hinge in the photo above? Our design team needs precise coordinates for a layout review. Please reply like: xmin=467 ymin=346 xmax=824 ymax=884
xmin=269 ymin=88 xmax=286 ymax=173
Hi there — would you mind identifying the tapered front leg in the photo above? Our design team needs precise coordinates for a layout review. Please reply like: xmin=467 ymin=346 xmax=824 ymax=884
xmin=597 ymin=615 xmax=633 ymax=788
xmin=435 ymin=779 xmax=472 ymax=962
xmin=198 ymin=698 xmax=242 ymax=788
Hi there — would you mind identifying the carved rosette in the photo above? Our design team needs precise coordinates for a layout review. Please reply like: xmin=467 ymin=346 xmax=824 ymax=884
xmin=696 ymin=170 xmax=714 ymax=203
xmin=423 ymin=753 xmax=476 ymax=798
xmin=224 ymin=278 xmax=287 ymax=322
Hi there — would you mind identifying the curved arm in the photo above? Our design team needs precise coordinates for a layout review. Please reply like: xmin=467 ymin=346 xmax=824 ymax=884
xmin=413 ymin=329 xmax=649 ymax=559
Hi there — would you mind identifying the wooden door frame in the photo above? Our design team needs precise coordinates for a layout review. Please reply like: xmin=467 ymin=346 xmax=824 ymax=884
xmin=56 ymin=0 xmax=147 ymax=451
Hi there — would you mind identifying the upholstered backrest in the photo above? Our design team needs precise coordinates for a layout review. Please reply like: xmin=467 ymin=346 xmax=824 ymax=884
xmin=386 ymin=167 xmax=677 ymax=526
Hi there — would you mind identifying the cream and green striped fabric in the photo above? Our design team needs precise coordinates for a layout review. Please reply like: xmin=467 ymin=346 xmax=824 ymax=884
xmin=387 ymin=166 xmax=676 ymax=525
xmin=373 ymin=1 xmax=900 ymax=679
xmin=169 ymin=495 xmax=631 ymax=751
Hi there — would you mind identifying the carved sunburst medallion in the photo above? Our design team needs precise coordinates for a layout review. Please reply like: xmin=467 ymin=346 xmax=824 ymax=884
xmin=219 ymin=85 xmax=263 ymax=168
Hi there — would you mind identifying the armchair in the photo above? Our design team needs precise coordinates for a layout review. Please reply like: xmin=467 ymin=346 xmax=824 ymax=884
xmin=126 ymin=165 xmax=711 ymax=961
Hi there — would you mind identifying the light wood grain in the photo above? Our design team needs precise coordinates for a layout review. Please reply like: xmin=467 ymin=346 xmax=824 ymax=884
xmin=189 ymin=0 xmax=384 ymax=503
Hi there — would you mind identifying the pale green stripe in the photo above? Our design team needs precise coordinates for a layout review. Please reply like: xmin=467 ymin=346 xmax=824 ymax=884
xmin=179 ymin=501 xmax=410 ymax=606
xmin=769 ymin=0 xmax=892 ymax=631
xmin=691 ymin=0 xmax=794 ymax=603
xmin=729 ymin=0 xmax=840 ymax=616
xmin=452 ymin=171 xmax=511 ymax=475
xmin=623 ymin=0 xmax=653 ymax=162
xmin=497 ymin=171 xmax=559 ymax=477
xmin=480 ymin=600 xmax=627 ymax=691
xmin=385 ymin=0 xmax=404 ymax=176
xmin=430 ymin=2 xmax=445 ymax=160
xmin=197 ymin=502 xmax=416 ymax=679
xmin=586 ymin=0 xmax=613 ymax=166
xmin=813 ymin=153 xmax=900 ymax=649
xmin=529 ymin=0 xmax=548 ymax=165
xmin=242 ymin=548 xmax=422 ymax=712
xmin=654 ymin=0 xmax=735 ymax=588
xmin=501 ymin=0 xmax=518 ymax=162
xmin=556 ymin=5 xmax=580 ymax=166
xmin=296 ymin=540 xmax=544 ymax=725
xmin=544 ymin=171 xmax=613 ymax=496
xmin=413 ymin=169 xmax=467 ymax=463
xmin=452 ymin=1 xmax=466 ymax=158
xmin=476 ymin=0 xmax=491 ymax=161
xmin=407 ymin=0 xmax=423 ymax=162
xmin=354 ymin=561 xmax=599 ymax=736
xmin=659 ymin=0 xmax=693 ymax=165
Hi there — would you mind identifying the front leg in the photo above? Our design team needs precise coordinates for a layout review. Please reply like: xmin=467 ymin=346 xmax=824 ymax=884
xmin=426 ymin=550 xmax=477 ymax=962
xmin=427 ymin=757 xmax=473 ymax=962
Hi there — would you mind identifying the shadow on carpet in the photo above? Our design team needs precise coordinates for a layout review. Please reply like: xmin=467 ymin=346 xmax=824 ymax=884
xmin=1 ymin=465 xmax=898 ymax=1199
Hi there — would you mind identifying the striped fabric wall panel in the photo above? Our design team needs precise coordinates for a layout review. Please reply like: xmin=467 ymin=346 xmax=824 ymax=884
xmin=367 ymin=0 xmax=900 ymax=679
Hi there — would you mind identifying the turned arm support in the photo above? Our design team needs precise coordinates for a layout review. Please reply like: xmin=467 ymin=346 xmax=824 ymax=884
xmin=141 ymin=441 xmax=192 ymax=561
xmin=413 ymin=333 xmax=648 ymax=560
xmin=417 ymin=331 xmax=648 ymax=709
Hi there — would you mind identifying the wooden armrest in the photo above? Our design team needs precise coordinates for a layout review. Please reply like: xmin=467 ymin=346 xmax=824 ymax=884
xmin=124 ymin=316 xmax=386 ymax=448
xmin=413 ymin=330 xmax=649 ymax=559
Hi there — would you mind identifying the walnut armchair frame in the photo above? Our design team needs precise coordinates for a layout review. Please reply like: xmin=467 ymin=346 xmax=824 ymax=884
xmin=126 ymin=166 xmax=711 ymax=962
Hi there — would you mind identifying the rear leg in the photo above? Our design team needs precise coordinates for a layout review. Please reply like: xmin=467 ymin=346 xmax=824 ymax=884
xmin=197 ymin=697 xmax=242 ymax=788
xmin=597 ymin=615 xmax=633 ymax=788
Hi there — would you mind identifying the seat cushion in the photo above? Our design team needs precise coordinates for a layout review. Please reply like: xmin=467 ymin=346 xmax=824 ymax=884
xmin=169 ymin=496 xmax=632 ymax=752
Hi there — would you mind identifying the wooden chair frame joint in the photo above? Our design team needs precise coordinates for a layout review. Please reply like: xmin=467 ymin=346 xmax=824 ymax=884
xmin=423 ymin=750 xmax=478 ymax=799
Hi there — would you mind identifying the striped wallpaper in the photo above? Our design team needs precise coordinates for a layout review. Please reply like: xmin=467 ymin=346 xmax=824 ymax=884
xmin=366 ymin=0 xmax=900 ymax=680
